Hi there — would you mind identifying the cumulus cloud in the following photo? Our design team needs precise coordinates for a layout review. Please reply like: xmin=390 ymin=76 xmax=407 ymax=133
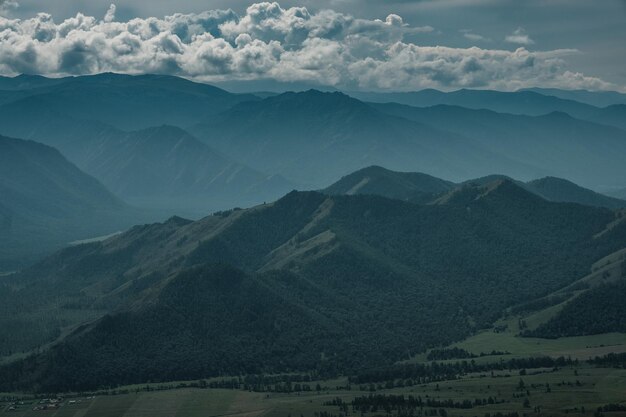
xmin=0 ymin=2 xmax=620 ymax=91
xmin=103 ymin=4 xmax=116 ymax=23
xmin=505 ymin=27 xmax=534 ymax=45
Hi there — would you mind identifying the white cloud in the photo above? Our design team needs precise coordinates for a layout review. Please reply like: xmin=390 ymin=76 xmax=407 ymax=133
xmin=505 ymin=27 xmax=534 ymax=45
xmin=461 ymin=29 xmax=489 ymax=42
xmin=103 ymin=4 xmax=115 ymax=23
xmin=0 ymin=2 xmax=620 ymax=91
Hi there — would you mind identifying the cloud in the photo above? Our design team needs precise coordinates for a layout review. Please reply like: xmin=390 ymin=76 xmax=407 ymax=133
xmin=460 ymin=29 xmax=489 ymax=42
xmin=505 ymin=27 xmax=534 ymax=45
xmin=0 ymin=0 xmax=19 ymax=16
xmin=103 ymin=4 xmax=115 ymax=23
xmin=0 ymin=2 xmax=620 ymax=91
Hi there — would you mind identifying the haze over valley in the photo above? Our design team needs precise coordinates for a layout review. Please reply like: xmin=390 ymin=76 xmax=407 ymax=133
xmin=1 ymin=1 xmax=626 ymax=416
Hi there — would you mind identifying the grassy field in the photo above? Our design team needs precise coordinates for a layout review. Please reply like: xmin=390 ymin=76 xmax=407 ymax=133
xmin=2 ymin=363 xmax=626 ymax=417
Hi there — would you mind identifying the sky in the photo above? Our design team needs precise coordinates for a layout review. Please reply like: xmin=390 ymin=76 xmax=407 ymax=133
xmin=1 ymin=0 xmax=625 ymax=92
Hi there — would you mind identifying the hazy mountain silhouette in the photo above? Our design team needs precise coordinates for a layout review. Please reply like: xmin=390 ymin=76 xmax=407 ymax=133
xmin=0 ymin=135 xmax=147 ymax=269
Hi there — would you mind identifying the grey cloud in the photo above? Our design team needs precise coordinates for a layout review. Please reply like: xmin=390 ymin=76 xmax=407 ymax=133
xmin=0 ymin=2 xmax=621 ymax=91
xmin=0 ymin=0 xmax=19 ymax=16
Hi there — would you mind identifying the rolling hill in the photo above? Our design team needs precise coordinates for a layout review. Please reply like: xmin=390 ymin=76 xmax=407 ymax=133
xmin=1 ymin=180 xmax=625 ymax=392
xmin=0 ymin=135 xmax=147 ymax=269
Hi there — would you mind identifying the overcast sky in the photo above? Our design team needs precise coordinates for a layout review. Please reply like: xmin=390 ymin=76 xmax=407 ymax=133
xmin=2 ymin=0 xmax=625 ymax=91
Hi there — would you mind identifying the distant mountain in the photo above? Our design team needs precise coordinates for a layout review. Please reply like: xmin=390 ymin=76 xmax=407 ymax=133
xmin=325 ymin=166 xmax=626 ymax=209
xmin=520 ymin=88 xmax=626 ymax=108
xmin=372 ymin=102 xmax=626 ymax=190
xmin=0 ymin=74 xmax=67 ymax=91
xmin=586 ymin=104 xmax=626 ymax=131
xmin=70 ymin=125 xmax=295 ymax=213
xmin=0 ymin=135 xmax=146 ymax=269
xmin=191 ymin=90 xmax=538 ymax=187
xmin=0 ymin=73 xmax=258 ymax=130
xmin=323 ymin=166 xmax=455 ymax=203
xmin=350 ymin=89 xmax=598 ymax=118
xmin=525 ymin=177 xmax=626 ymax=209
xmin=0 ymin=100 xmax=294 ymax=215
xmin=2 ymin=182 xmax=626 ymax=391
xmin=607 ymin=188 xmax=626 ymax=199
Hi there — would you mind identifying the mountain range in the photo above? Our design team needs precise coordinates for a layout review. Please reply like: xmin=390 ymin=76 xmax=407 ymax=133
xmin=2 ymin=74 xmax=625 ymax=194
xmin=1 ymin=174 xmax=625 ymax=392
xmin=0 ymin=96 xmax=294 ymax=215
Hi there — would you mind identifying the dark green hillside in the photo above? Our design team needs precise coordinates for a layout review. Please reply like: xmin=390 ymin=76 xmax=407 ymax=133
xmin=323 ymin=165 xmax=455 ymax=203
xmin=2 ymin=180 xmax=625 ymax=392
xmin=527 ymin=276 xmax=626 ymax=338
xmin=526 ymin=177 xmax=626 ymax=209
xmin=324 ymin=166 xmax=626 ymax=209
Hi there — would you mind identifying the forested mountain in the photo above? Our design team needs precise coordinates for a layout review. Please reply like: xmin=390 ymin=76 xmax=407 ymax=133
xmin=0 ymin=135 xmax=145 ymax=269
xmin=525 ymin=177 xmax=626 ymax=209
xmin=528 ymin=279 xmax=626 ymax=338
xmin=324 ymin=166 xmax=626 ymax=209
xmin=323 ymin=166 xmax=455 ymax=203
xmin=2 ymin=181 xmax=625 ymax=392
xmin=190 ymin=90 xmax=537 ymax=187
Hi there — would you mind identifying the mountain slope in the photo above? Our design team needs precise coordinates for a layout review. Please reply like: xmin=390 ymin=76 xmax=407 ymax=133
xmin=0 ymin=99 xmax=294 ymax=215
xmin=324 ymin=167 xmax=626 ymax=209
xmin=323 ymin=166 xmax=455 ymax=203
xmin=586 ymin=104 xmax=626 ymax=131
xmin=2 ymin=182 xmax=625 ymax=391
xmin=0 ymin=135 xmax=145 ymax=269
xmin=191 ymin=90 xmax=539 ymax=187
xmin=520 ymin=88 xmax=626 ymax=108
xmin=525 ymin=177 xmax=626 ymax=209
xmin=372 ymin=102 xmax=626 ymax=190
xmin=72 ymin=125 xmax=295 ymax=213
